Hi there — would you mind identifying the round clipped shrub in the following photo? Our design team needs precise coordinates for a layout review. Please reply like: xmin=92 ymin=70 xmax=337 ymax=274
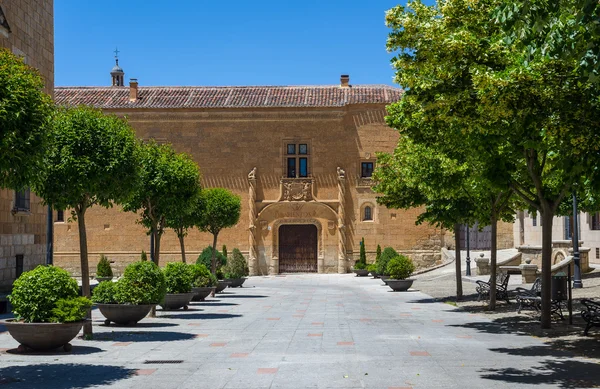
xmin=376 ymin=247 xmax=399 ymax=275
xmin=197 ymin=246 xmax=227 ymax=270
xmin=224 ymin=248 xmax=249 ymax=279
xmin=96 ymin=254 xmax=113 ymax=278
xmin=163 ymin=262 xmax=194 ymax=294
xmin=91 ymin=281 xmax=118 ymax=304
xmin=367 ymin=263 xmax=377 ymax=273
xmin=386 ymin=255 xmax=415 ymax=280
xmin=190 ymin=263 xmax=217 ymax=287
xmin=9 ymin=265 xmax=79 ymax=323
xmin=113 ymin=261 xmax=166 ymax=304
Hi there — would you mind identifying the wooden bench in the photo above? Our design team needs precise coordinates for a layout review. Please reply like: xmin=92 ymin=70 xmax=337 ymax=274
xmin=581 ymin=299 xmax=600 ymax=336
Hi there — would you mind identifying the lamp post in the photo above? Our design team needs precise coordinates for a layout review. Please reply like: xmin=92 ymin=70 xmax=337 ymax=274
xmin=45 ymin=205 xmax=53 ymax=265
xmin=150 ymin=232 xmax=155 ymax=263
xmin=572 ymin=192 xmax=583 ymax=288
xmin=465 ymin=226 xmax=472 ymax=276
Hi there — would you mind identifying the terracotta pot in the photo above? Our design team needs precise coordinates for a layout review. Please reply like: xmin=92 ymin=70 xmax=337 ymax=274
xmin=96 ymin=303 xmax=154 ymax=326
xmin=191 ymin=287 xmax=215 ymax=301
xmin=386 ymin=279 xmax=414 ymax=292
xmin=353 ymin=269 xmax=370 ymax=277
xmin=2 ymin=319 xmax=85 ymax=352
xmin=224 ymin=278 xmax=246 ymax=288
xmin=215 ymin=281 xmax=231 ymax=293
xmin=160 ymin=293 xmax=195 ymax=310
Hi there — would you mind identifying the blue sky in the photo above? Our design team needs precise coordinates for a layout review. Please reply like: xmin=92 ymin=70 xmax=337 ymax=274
xmin=55 ymin=1 xmax=434 ymax=87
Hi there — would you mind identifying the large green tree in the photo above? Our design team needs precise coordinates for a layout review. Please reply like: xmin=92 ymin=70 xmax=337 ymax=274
xmin=0 ymin=48 xmax=53 ymax=189
xmin=385 ymin=0 xmax=600 ymax=327
xmin=197 ymin=188 xmax=241 ymax=275
xmin=164 ymin=186 xmax=203 ymax=263
xmin=123 ymin=141 xmax=201 ymax=266
xmin=34 ymin=106 xmax=138 ymax=336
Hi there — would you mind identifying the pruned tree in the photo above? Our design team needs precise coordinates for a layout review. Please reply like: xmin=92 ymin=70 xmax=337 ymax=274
xmin=123 ymin=141 xmax=201 ymax=266
xmin=164 ymin=185 xmax=203 ymax=263
xmin=0 ymin=48 xmax=53 ymax=189
xmin=196 ymin=188 xmax=241 ymax=275
xmin=34 ymin=106 xmax=138 ymax=336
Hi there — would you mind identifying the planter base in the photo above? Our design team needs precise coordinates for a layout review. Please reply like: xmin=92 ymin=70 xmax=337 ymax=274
xmin=215 ymin=281 xmax=231 ymax=293
xmin=224 ymin=278 xmax=246 ymax=288
xmin=191 ymin=287 xmax=216 ymax=301
xmin=386 ymin=279 xmax=414 ymax=292
xmin=353 ymin=269 xmax=370 ymax=277
xmin=2 ymin=319 xmax=86 ymax=351
xmin=96 ymin=304 xmax=155 ymax=326
xmin=160 ymin=293 xmax=195 ymax=310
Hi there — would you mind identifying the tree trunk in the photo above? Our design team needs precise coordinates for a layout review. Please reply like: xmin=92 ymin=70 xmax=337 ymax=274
xmin=154 ymin=231 xmax=162 ymax=266
xmin=178 ymin=234 xmax=186 ymax=263
xmin=489 ymin=213 xmax=498 ymax=311
xmin=211 ymin=233 xmax=219 ymax=275
xmin=540 ymin=209 xmax=554 ymax=329
xmin=454 ymin=224 xmax=463 ymax=300
xmin=518 ymin=210 xmax=525 ymax=246
xmin=76 ymin=207 xmax=93 ymax=337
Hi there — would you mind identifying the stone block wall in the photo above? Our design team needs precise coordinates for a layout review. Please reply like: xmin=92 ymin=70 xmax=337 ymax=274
xmin=0 ymin=0 xmax=53 ymax=291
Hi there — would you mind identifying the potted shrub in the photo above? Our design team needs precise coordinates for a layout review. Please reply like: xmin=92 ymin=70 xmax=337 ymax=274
xmin=377 ymin=247 xmax=399 ymax=284
xmin=160 ymin=262 xmax=195 ymax=310
xmin=223 ymin=248 xmax=249 ymax=288
xmin=95 ymin=254 xmax=113 ymax=282
xmin=197 ymin=246 xmax=229 ymax=293
xmin=190 ymin=263 xmax=217 ymax=301
xmin=4 ymin=265 xmax=91 ymax=352
xmin=367 ymin=263 xmax=379 ymax=278
xmin=352 ymin=238 xmax=370 ymax=276
xmin=385 ymin=255 xmax=416 ymax=292
xmin=92 ymin=261 xmax=166 ymax=326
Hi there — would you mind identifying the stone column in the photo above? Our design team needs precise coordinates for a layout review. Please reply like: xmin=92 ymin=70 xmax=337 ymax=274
xmin=337 ymin=167 xmax=347 ymax=273
xmin=247 ymin=168 xmax=259 ymax=276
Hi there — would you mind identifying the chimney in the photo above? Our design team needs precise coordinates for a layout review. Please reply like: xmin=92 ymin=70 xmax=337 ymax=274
xmin=129 ymin=78 xmax=138 ymax=102
xmin=340 ymin=74 xmax=350 ymax=88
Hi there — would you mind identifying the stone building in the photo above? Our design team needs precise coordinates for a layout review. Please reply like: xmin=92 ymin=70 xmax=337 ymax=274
xmin=53 ymin=63 xmax=514 ymax=276
xmin=0 ymin=0 xmax=54 ymax=291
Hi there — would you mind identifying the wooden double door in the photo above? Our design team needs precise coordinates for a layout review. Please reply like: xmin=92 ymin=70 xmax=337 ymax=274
xmin=279 ymin=224 xmax=318 ymax=273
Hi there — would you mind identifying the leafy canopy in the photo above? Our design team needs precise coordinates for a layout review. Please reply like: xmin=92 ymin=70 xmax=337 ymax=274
xmin=0 ymin=48 xmax=53 ymax=189
xmin=197 ymin=188 xmax=241 ymax=236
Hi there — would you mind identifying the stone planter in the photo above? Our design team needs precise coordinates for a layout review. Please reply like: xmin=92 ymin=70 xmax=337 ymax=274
xmin=159 ymin=292 xmax=195 ymax=311
xmin=95 ymin=276 xmax=113 ymax=283
xmin=191 ymin=287 xmax=215 ymax=301
xmin=386 ymin=279 xmax=414 ymax=292
xmin=370 ymin=270 xmax=379 ymax=278
xmin=2 ymin=319 xmax=86 ymax=352
xmin=215 ymin=281 xmax=231 ymax=293
xmin=96 ymin=303 xmax=154 ymax=326
xmin=353 ymin=269 xmax=370 ymax=277
xmin=380 ymin=275 xmax=391 ymax=285
xmin=225 ymin=278 xmax=246 ymax=288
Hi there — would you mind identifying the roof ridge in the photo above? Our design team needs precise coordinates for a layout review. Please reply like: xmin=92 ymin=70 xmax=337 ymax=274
xmin=55 ymin=84 xmax=402 ymax=90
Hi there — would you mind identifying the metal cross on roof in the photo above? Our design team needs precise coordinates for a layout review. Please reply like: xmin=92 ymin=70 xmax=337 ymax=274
xmin=114 ymin=47 xmax=120 ymax=59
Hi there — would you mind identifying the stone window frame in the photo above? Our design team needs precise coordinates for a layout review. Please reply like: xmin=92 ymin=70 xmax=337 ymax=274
xmin=12 ymin=188 xmax=31 ymax=215
xmin=56 ymin=210 xmax=65 ymax=223
xmin=357 ymin=157 xmax=377 ymax=188
xmin=0 ymin=6 xmax=11 ymax=38
xmin=282 ymin=139 xmax=311 ymax=179
xmin=360 ymin=201 xmax=376 ymax=223
xmin=590 ymin=212 xmax=600 ymax=230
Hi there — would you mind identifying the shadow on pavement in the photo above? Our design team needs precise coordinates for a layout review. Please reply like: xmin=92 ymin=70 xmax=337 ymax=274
xmin=159 ymin=313 xmax=242 ymax=320
xmin=5 ymin=346 xmax=104 ymax=356
xmin=480 ymin=359 xmax=600 ymax=388
xmin=92 ymin=331 xmax=196 ymax=342
xmin=93 ymin=320 xmax=179 ymax=328
xmin=217 ymin=295 xmax=268 ymax=299
xmin=0 ymin=363 xmax=134 ymax=388
xmin=194 ymin=302 xmax=239 ymax=306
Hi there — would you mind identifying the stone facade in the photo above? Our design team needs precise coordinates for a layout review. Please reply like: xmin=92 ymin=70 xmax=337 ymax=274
xmin=53 ymin=79 xmax=455 ymax=276
xmin=0 ymin=0 xmax=53 ymax=291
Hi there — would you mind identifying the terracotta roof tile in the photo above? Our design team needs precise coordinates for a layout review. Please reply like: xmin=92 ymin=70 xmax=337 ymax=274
xmin=54 ymin=85 xmax=403 ymax=109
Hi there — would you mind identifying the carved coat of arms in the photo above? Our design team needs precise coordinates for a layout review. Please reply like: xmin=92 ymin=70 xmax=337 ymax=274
xmin=281 ymin=179 xmax=313 ymax=201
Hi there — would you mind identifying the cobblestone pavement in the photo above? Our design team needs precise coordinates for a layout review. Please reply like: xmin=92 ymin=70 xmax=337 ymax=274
xmin=1 ymin=274 xmax=599 ymax=389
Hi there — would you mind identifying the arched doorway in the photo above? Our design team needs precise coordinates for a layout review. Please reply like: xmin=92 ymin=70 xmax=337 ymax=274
xmin=278 ymin=224 xmax=318 ymax=273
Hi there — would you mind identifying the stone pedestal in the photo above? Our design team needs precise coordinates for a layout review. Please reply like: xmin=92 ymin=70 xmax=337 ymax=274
xmin=569 ymin=247 xmax=591 ymax=273
xmin=475 ymin=256 xmax=490 ymax=276
xmin=519 ymin=264 xmax=539 ymax=283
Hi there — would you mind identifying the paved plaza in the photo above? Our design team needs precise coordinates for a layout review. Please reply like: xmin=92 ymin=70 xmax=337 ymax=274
xmin=1 ymin=274 xmax=599 ymax=389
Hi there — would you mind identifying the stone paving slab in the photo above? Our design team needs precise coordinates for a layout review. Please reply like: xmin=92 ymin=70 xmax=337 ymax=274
xmin=1 ymin=274 xmax=598 ymax=388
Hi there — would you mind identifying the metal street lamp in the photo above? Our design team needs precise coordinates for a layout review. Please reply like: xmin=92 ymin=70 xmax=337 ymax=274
xmin=465 ymin=226 xmax=471 ymax=276
xmin=572 ymin=192 xmax=583 ymax=288
xmin=46 ymin=205 xmax=53 ymax=265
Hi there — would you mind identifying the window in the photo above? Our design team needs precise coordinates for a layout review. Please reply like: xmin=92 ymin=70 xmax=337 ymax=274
xmin=16 ymin=255 xmax=24 ymax=278
xmin=361 ymin=162 xmax=374 ymax=178
xmin=592 ymin=213 xmax=600 ymax=230
xmin=57 ymin=210 xmax=64 ymax=222
xmin=364 ymin=206 xmax=373 ymax=221
xmin=596 ymin=248 xmax=599 ymax=259
xmin=14 ymin=188 xmax=30 ymax=212
xmin=532 ymin=214 xmax=537 ymax=227
xmin=285 ymin=142 xmax=310 ymax=178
